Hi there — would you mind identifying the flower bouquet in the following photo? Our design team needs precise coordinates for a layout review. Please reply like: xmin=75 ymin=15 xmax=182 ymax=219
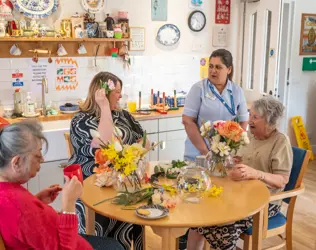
xmin=91 ymin=127 xmax=158 ymax=191
xmin=200 ymin=120 xmax=249 ymax=176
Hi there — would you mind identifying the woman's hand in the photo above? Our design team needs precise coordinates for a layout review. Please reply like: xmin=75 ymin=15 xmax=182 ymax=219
xmin=229 ymin=164 xmax=259 ymax=181
xmin=95 ymin=88 xmax=110 ymax=111
xmin=61 ymin=176 xmax=83 ymax=212
xmin=36 ymin=184 xmax=62 ymax=204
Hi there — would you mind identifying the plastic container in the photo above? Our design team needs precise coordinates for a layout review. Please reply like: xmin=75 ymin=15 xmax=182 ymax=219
xmin=25 ymin=92 xmax=35 ymax=115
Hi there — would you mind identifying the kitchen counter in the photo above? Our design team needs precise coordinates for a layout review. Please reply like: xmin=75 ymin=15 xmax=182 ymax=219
xmin=6 ymin=107 xmax=184 ymax=123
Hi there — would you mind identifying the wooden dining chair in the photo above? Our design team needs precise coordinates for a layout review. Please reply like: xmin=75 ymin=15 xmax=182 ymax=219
xmin=0 ymin=234 xmax=6 ymax=250
xmin=239 ymin=146 xmax=311 ymax=250
xmin=64 ymin=131 xmax=74 ymax=159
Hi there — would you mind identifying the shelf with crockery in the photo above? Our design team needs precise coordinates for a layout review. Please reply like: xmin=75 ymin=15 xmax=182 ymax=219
xmin=0 ymin=37 xmax=131 ymax=58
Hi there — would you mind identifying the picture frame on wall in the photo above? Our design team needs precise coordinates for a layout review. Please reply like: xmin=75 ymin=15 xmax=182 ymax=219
xmin=129 ymin=27 xmax=145 ymax=51
xmin=300 ymin=13 xmax=316 ymax=55
xmin=151 ymin=0 xmax=167 ymax=21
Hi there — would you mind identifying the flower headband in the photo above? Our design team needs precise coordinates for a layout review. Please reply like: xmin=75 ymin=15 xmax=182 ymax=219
xmin=100 ymin=79 xmax=116 ymax=94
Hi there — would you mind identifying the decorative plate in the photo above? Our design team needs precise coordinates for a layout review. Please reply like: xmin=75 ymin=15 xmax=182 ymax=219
xmin=11 ymin=0 xmax=59 ymax=19
xmin=157 ymin=24 xmax=181 ymax=46
xmin=81 ymin=0 xmax=104 ymax=14
xmin=60 ymin=110 xmax=79 ymax=114
xmin=22 ymin=112 xmax=40 ymax=118
xmin=136 ymin=205 xmax=169 ymax=220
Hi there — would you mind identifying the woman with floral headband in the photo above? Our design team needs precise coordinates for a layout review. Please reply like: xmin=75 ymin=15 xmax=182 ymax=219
xmin=68 ymin=71 xmax=150 ymax=250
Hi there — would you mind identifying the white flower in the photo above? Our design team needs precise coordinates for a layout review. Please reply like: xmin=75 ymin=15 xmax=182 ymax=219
xmin=152 ymin=190 xmax=162 ymax=204
xmin=212 ymin=134 xmax=221 ymax=143
xmin=217 ymin=142 xmax=230 ymax=157
xmin=242 ymin=132 xmax=250 ymax=144
xmin=90 ymin=129 xmax=100 ymax=138
xmin=179 ymin=178 xmax=185 ymax=186
xmin=114 ymin=141 xmax=123 ymax=152
xmin=95 ymin=172 xmax=114 ymax=187
xmin=113 ymin=126 xmax=123 ymax=138
xmin=200 ymin=121 xmax=212 ymax=136
xmin=211 ymin=141 xmax=220 ymax=154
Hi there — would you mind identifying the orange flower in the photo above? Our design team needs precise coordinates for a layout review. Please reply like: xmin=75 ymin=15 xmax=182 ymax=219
xmin=93 ymin=165 xmax=112 ymax=174
xmin=217 ymin=121 xmax=243 ymax=142
xmin=95 ymin=149 xmax=108 ymax=165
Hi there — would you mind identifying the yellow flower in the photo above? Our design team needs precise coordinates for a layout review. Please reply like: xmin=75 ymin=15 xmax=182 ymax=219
xmin=207 ymin=185 xmax=223 ymax=197
xmin=161 ymin=184 xmax=177 ymax=196
xmin=102 ymin=144 xmax=118 ymax=160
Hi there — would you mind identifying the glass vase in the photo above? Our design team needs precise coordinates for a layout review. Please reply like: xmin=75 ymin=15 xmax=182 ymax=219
xmin=206 ymin=152 xmax=234 ymax=177
xmin=176 ymin=166 xmax=212 ymax=203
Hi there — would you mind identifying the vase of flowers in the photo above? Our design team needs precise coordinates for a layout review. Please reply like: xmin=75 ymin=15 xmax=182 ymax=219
xmin=200 ymin=120 xmax=249 ymax=177
xmin=91 ymin=125 xmax=159 ymax=191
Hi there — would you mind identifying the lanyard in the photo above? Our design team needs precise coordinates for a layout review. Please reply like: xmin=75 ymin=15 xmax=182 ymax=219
xmin=208 ymin=80 xmax=236 ymax=116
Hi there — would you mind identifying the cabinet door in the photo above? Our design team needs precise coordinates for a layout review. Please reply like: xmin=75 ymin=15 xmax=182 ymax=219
xmin=158 ymin=130 xmax=186 ymax=161
xmin=38 ymin=160 xmax=66 ymax=211
xmin=147 ymin=133 xmax=158 ymax=161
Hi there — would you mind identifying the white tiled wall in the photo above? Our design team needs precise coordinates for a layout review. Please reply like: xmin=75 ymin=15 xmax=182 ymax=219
xmin=0 ymin=55 xmax=202 ymax=108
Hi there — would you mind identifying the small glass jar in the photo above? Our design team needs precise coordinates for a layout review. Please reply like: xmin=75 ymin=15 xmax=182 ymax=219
xmin=177 ymin=166 xmax=212 ymax=203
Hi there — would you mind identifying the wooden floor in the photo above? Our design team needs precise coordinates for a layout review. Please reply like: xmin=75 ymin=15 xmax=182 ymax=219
xmin=145 ymin=161 xmax=316 ymax=250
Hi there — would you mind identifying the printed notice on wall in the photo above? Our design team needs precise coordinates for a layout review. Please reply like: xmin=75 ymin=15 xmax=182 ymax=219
xmin=12 ymin=69 xmax=24 ymax=87
xmin=31 ymin=61 xmax=50 ymax=85
xmin=212 ymin=26 xmax=228 ymax=47
xmin=55 ymin=58 xmax=79 ymax=91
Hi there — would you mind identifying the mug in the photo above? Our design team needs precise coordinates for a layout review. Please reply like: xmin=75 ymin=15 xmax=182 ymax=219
xmin=57 ymin=44 xmax=68 ymax=56
xmin=77 ymin=43 xmax=87 ymax=55
xmin=63 ymin=164 xmax=83 ymax=183
xmin=10 ymin=44 xmax=22 ymax=56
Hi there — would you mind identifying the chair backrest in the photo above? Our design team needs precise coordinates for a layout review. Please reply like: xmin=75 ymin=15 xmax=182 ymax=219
xmin=64 ymin=132 xmax=74 ymax=159
xmin=0 ymin=234 xmax=6 ymax=250
xmin=283 ymin=146 xmax=311 ymax=203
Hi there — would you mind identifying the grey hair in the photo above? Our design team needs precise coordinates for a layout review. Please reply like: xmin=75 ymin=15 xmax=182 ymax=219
xmin=252 ymin=96 xmax=284 ymax=128
xmin=0 ymin=120 xmax=48 ymax=169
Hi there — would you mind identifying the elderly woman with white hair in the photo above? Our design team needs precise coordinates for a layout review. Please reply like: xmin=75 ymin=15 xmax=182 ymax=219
xmin=187 ymin=96 xmax=293 ymax=250
xmin=0 ymin=120 xmax=123 ymax=250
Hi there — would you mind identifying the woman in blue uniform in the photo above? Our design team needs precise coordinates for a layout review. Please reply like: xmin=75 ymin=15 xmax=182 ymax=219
xmin=182 ymin=49 xmax=249 ymax=161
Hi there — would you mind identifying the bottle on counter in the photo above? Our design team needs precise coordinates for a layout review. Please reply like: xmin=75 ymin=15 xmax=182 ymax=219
xmin=25 ymin=92 xmax=35 ymax=115
xmin=13 ymin=88 xmax=23 ymax=116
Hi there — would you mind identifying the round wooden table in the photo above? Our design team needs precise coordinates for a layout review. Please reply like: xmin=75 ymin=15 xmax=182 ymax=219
xmin=81 ymin=171 xmax=270 ymax=250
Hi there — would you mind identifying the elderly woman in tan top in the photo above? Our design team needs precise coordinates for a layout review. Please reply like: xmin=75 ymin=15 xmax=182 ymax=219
xmin=187 ymin=96 xmax=293 ymax=250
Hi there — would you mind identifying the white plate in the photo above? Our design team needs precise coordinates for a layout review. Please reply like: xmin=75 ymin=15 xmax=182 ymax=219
xmin=22 ymin=112 xmax=40 ymax=118
xmin=136 ymin=205 xmax=169 ymax=220
xmin=60 ymin=110 xmax=79 ymax=114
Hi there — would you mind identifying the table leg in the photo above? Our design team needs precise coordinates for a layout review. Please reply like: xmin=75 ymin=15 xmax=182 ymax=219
xmin=252 ymin=208 xmax=264 ymax=250
xmin=85 ymin=205 xmax=95 ymax=235
xmin=151 ymin=227 xmax=188 ymax=250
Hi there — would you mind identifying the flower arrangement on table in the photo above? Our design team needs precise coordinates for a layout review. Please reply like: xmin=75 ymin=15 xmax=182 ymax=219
xmin=92 ymin=127 xmax=151 ymax=191
xmin=200 ymin=120 xmax=249 ymax=176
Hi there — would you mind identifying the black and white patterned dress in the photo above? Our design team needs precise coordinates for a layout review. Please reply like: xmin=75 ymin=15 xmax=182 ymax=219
xmin=68 ymin=110 xmax=144 ymax=250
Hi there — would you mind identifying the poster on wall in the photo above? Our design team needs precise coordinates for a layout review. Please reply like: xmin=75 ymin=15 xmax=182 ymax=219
xmin=215 ymin=0 xmax=230 ymax=24
xmin=12 ymin=69 xmax=24 ymax=87
xmin=30 ymin=60 xmax=51 ymax=85
xmin=212 ymin=26 xmax=228 ymax=47
xmin=55 ymin=58 xmax=79 ymax=91
xmin=129 ymin=27 xmax=145 ymax=51
xmin=200 ymin=57 xmax=209 ymax=80
xmin=151 ymin=0 xmax=167 ymax=21
xmin=299 ymin=13 xmax=316 ymax=55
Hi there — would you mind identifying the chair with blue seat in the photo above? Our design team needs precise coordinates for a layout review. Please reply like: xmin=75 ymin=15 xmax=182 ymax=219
xmin=240 ymin=147 xmax=311 ymax=250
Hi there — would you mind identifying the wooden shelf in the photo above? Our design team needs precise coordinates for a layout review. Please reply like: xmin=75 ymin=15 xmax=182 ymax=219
xmin=0 ymin=37 xmax=131 ymax=42
xmin=0 ymin=37 xmax=131 ymax=58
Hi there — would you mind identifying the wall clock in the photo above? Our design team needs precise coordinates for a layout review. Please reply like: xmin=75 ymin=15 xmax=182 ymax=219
xmin=81 ymin=0 xmax=104 ymax=14
xmin=188 ymin=10 xmax=206 ymax=32
xmin=11 ymin=0 xmax=59 ymax=19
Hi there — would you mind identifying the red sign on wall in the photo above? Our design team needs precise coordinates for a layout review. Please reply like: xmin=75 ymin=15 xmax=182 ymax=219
xmin=215 ymin=0 xmax=231 ymax=24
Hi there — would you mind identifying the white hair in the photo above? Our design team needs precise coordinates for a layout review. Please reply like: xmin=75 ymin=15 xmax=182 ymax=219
xmin=253 ymin=96 xmax=284 ymax=128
